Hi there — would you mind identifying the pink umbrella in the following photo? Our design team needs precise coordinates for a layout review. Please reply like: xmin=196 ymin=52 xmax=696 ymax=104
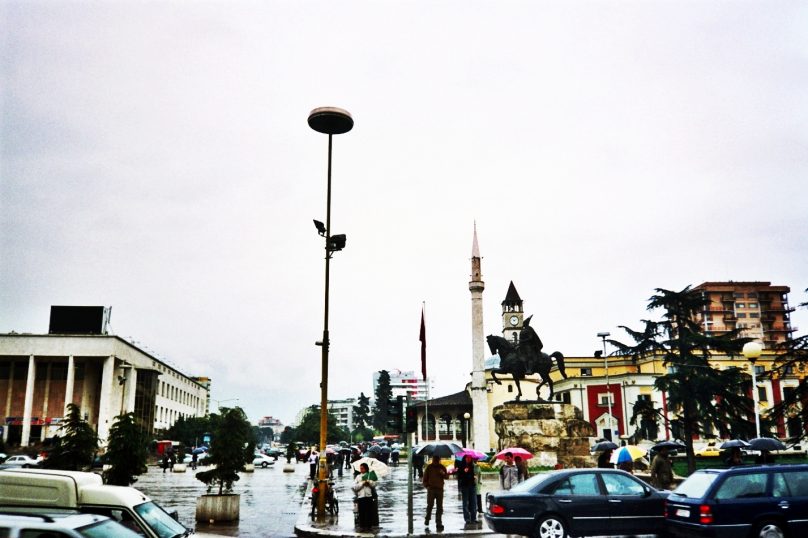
xmin=456 ymin=449 xmax=489 ymax=461
xmin=495 ymin=447 xmax=533 ymax=460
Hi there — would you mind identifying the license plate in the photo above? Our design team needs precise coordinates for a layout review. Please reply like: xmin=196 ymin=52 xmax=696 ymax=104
xmin=676 ymin=508 xmax=690 ymax=518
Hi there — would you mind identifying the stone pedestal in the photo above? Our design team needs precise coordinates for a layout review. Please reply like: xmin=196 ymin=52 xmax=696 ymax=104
xmin=493 ymin=402 xmax=596 ymax=468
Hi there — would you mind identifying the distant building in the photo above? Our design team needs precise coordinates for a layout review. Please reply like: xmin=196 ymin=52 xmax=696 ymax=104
xmin=327 ymin=398 xmax=356 ymax=432
xmin=693 ymin=281 xmax=796 ymax=348
xmin=372 ymin=370 xmax=428 ymax=401
xmin=257 ymin=416 xmax=284 ymax=442
xmin=0 ymin=307 xmax=210 ymax=446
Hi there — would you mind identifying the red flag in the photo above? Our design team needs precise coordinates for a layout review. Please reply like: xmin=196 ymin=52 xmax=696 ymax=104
xmin=419 ymin=307 xmax=427 ymax=381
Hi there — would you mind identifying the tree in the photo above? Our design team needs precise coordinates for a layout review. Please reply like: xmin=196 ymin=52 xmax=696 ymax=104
xmin=629 ymin=397 xmax=661 ymax=441
xmin=372 ymin=370 xmax=393 ymax=432
xmin=103 ymin=413 xmax=148 ymax=486
xmin=165 ymin=415 xmax=212 ymax=448
xmin=196 ymin=407 xmax=255 ymax=495
xmin=769 ymin=288 xmax=808 ymax=441
xmin=353 ymin=392 xmax=371 ymax=429
xmin=41 ymin=403 xmax=98 ymax=471
xmin=289 ymin=406 xmax=349 ymax=445
xmin=611 ymin=286 xmax=754 ymax=474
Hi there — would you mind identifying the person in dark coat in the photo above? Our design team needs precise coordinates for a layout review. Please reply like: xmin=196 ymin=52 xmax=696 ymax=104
xmin=597 ymin=449 xmax=614 ymax=468
xmin=456 ymin=454 xmax=477 ymax=524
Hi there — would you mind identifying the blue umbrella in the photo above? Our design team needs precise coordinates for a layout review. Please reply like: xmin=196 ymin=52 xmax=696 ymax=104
xmin=610 ymin=445 xmax=647 ymax=464
xmin=192 ymin=447 xmax=208 ymax=455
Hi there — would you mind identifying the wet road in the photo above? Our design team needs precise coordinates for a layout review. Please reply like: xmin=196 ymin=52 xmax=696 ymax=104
xmin=135 ymin=461 xmax=661 ymax=537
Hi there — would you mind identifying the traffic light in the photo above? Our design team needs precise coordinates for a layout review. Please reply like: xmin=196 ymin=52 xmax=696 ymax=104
xmin=386 ymin=395 xmax=404 ymax=434
xmin=406 ymin=403 xmax=417 ymax=433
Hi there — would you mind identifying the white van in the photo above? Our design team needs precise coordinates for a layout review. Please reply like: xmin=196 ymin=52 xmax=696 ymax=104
xmin=0 ymin=468 xmax=216 ymax=538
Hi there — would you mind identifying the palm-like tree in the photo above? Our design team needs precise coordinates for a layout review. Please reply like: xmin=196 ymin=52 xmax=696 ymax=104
xmin=611 ymin=286 xmax=754 ymax=474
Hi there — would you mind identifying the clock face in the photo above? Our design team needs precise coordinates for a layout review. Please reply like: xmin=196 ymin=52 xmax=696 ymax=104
xmin=509 ymin=315 xmax=520 ymax=326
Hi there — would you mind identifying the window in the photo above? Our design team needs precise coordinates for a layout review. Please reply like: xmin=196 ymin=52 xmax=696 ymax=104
xmin=749 ymin=303 xmax=758 ymax=309
xmin=598 ymin=393 xmax=614 ymax=406
xmin=747 ymin=293 xmax=758 ymax=298
xmin=755 ymin=365 xmax=765 ymax=375
xmin=580 ymin=368 xmax=593 ymax=376
xmin=758 ymin=386 xmax=767 ymax=402
xmin=551 ymin=473 xmax=601 ymax=496
xmin=734 ymin=292 xmax=745 ymax=298
xmin=715 ymin=473 xmax=767 ymax=499
xmin=602 ymin=473 xmax=646 ymax=496
xmin=737 ymin=313 xmax=747 ymax=318
xmin=736 ymin=303 xmax=745 ymax=308
xmin=750 ymin=313 xmax=760 ymax=318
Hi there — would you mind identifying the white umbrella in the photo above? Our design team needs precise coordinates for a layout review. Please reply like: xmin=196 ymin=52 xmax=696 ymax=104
xmin=352 ymin=457 xmax=389 ymax=478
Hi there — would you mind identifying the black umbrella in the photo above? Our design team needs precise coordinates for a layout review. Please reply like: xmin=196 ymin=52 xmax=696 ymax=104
xmin=720 ymin=439 xmax=750 ymax=449
xmin=748 ymin=437 xmax=786 ymax=451
xmin=591 ymin=441 xmax=618 ymax=452
xmin=653 ymin=441 xmax=686 ymax=451
xmin=379 ymin=446 xmax=392 ymax=454
xmin=416 ymin=442 xmax=463 ymax=458
xmin=338 ymin=447 xmax=352 ymax=455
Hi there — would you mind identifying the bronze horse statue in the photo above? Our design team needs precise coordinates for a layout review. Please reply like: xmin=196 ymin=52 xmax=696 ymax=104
xmin=486 ymin=334 xmax=567 ymax=401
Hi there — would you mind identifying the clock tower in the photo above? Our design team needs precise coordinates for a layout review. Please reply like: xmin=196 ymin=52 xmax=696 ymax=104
xmin=502 ymin=281 xmax=524 ymax=344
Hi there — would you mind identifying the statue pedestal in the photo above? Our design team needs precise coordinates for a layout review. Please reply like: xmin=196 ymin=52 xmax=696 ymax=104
xmin=493 ymin=402 xmax=596 ymax=468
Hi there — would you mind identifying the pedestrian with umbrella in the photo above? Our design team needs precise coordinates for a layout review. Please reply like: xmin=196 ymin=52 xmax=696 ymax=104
xmin=455 ymin=453 xmax=478 ymax=526
xmin=412 ymin=447 xmax=424 ymax=479
xmin=422 ymin=454 xmax=448 ymax=530
xmin=650 ymin=442 xmax=681 ymax=490
xmin=720 ymin=439 xmax=749 ymax=467
xmin=352 ymin=462 xmax=378 ymax=530
xmin=749 ymin=437 xmax=784 ymax=464
xmin=610 ymin=445 xmax=647 ymax=474
xmin=499 ymin=452 xmax=520 ymax=490
xmin=592 ymin=441 xmax=618 ymax=469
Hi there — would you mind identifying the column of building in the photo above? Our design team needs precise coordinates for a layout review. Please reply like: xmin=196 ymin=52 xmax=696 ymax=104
xmin=469 ymin=225 xmax=492 ymax=452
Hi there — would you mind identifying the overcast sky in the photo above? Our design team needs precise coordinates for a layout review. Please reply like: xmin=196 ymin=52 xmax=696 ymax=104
xmin=2 ymin=1 xmax=807 ymax=426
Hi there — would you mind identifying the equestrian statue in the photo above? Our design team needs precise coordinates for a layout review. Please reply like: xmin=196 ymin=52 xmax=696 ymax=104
xmin=487 ymin=315 xmax=567 ymax=402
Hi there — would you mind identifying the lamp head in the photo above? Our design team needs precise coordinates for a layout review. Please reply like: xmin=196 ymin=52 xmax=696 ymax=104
xmin=742 ymin=341 xmax=763 ymax=360
xmin=597 ymin=332 xmax=611 ymax=338
xmin=313 ymin=219 xmax=326 ymax=236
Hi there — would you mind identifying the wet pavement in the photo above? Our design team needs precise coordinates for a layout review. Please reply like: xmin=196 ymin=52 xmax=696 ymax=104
xmin=134 ymin=461 xmax=661 ymax=537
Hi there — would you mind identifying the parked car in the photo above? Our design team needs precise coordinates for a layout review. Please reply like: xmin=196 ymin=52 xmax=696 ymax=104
xmin=2 ymin=455 xmax=41 ymax=468
xmin=665 ymin=463 xmax=808 ymax=538
xmin=0 ymin=512 xmax=142 ymax=537
xmin=484 ymin=468 xmax=668 ymax=538
xmin=253 ymin=454 xmax=276 ymax=468
xmin=263 ymin=447 xmax=281 ymax=459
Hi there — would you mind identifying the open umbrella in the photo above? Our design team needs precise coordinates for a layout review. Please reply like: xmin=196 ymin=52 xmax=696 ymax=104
xmin=748 ymin=437 xmax=786 ymax=451
xmin=591 ymin=441 xmax=619 ymax=452
xmin=653 ymin=441 xmax=686 ymax=451
xmin=416 ymin=442 xmax=463 ymax=458
xmin=456 ymin=449 xmax=488 ymax=461
xmin=351 ymin=456 xmax=389 ymax=478
xmin=720 ymin=439 xmax=750 ymax=449
xmin=495 ymin=447 xmax=533 ymax=460
xmin=610 ymin=445 xmax=647 ymax=464
xmin=192 ymin=447 xmax=208 ymax=455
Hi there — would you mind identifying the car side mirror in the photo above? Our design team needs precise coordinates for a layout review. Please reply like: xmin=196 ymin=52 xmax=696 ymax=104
xmin=169 ymin=510 xmax=179 ymax=521
xmin=644 ymin=487 xmax=653 ymax=497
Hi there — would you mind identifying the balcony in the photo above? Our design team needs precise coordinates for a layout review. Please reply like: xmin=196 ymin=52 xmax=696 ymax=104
xmin=763 ymin=325 xmax=797 ymax=333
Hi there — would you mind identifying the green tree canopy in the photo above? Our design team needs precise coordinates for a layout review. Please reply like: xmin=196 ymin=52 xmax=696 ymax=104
xmin=196 ymin=407 xmax=255 ymax=495
xmin=611 ymin=286 xmax=754 ymax=474
xmin=165 ymin=415 xmax=212 ymax=448
xmin=41 ymin=403 xmax=98 ymax=471
xmin=103 ymin=413 xmax=148 ymax=486
xmin=372 ymin=370 xmax=393 ymax=432
xmin=353 ymin=392 xmax=371 ymax=430
xmin=290 ymin=406 xmax=349 ymax=446
xmin=769 ymin=287 xmax=808 ymax=441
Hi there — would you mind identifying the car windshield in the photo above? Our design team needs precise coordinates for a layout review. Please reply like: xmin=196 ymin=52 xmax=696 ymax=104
xmin=78 ymin=519 xmax=143 ymax=537
xmin=133 ymin=501 xmax=188 ymax=538
xmin=671 ymin=471 xmax=718 ymax=498
xmin=509 ymin=472 xmax=553 ymax=493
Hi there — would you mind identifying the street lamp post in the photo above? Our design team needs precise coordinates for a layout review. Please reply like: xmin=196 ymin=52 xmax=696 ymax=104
xmin=597 ymin=332 xmax=614 ymax=441
xmin=743 ymin=341 xmax=764 ymax=438
xmin=463 ymin=412 xmax=471 ymax=448
xmin=308 ymin=106 xmax=353 ymax=518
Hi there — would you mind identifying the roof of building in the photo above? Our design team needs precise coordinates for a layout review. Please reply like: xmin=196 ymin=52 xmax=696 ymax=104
xmin=502 ymin=281 xmax=522 ymax=305
xmin=413 ymin=390 xmax=471 ymax=408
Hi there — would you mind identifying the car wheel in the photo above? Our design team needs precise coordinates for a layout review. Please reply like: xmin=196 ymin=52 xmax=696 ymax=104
xmin=261 ymin=462 xmax=268 ymax=468
xmin=753 ymin=520 xmax=785 ymax=538
xmin=534 ymin=515 xmax=568 ymax=538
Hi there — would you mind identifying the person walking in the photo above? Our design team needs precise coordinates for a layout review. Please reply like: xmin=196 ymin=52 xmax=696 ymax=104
xmin=412 ymin=450 xmax=425 ymax=479
xmin=422 ymin=455 xmax=448 ymax=530
xmin=515 ymin=455 xmax=529 ymax=482
xmin=725 ymin=447 xmax=744 ymax=467
xmin=352 ymin=462 xmax=378 ymax=530
xmin=456 ymin=454 xmax=477 ymax=525
xmin=597 ymin=449 xmax=614 ymax=468
xmin=499 ymin=452 xmax=519 ymax=490
xmin=474 ymin=459 xmax=483 ymax=518
xmin=650 ymin=447 xmax=673 ymax=489
xmin=190 ymin=452 xmax=198 ymax=470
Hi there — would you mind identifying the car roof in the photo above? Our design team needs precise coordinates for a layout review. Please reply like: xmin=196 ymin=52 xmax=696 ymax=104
xmin=695 ymin=463 xmax=808 ymax=474
xmin=0 ymin=511 xmax=110 ymax=528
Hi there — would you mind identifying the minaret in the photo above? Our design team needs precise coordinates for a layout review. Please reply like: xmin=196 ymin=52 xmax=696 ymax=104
xmin=469 ymin=223 xmax=491 ymax=451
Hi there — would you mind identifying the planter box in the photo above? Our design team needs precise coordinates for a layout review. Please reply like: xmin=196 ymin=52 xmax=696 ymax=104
xmin=172 ymin=464 xmax=187 ymax=473
xmin=243 ymin=463 xmax=255 ymax=473
xmin=282 ymin=463 xmax=296 ymax=473
xmin=196 ymin=493 xmax=240 ymax=523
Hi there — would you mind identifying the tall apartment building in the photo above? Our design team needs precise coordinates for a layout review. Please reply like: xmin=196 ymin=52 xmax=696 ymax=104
xmin=694 ymin=281 xmax=796 ymax=348
xmin=373 ymin=369 xmax=429 ymax=401
xmin=327 ymin=398 xmax=356 ymax=432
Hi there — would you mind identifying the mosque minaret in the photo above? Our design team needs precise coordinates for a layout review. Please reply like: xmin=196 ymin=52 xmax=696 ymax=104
xmin=469 ymin=224 xmax=491 ymax=451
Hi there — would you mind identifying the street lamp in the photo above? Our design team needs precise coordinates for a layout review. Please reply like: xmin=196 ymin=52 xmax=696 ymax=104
xmin=308 ymin=106 xmax=353 ymax=518
xmin=743 ymin=341 xmax=763 ymax=438
xmin=597 ymin=332 xmax=614 ymax=441
xmin=463 ymin=412 xmax=471 ymax=448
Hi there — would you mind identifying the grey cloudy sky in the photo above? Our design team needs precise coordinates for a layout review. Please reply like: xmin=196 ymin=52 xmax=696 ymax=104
xmin=2 ymin=1 xmax=807 ymax=425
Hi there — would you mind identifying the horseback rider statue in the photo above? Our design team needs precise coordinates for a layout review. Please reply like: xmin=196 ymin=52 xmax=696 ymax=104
xmin=487 ymin=315 xmax=567 ymax=402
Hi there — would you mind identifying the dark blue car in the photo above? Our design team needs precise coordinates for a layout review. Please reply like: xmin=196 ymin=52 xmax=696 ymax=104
xmin=665 ymin=463 xmax=808 ymax=538
xmin=484 ymin=468 xmax=667 ymax=538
